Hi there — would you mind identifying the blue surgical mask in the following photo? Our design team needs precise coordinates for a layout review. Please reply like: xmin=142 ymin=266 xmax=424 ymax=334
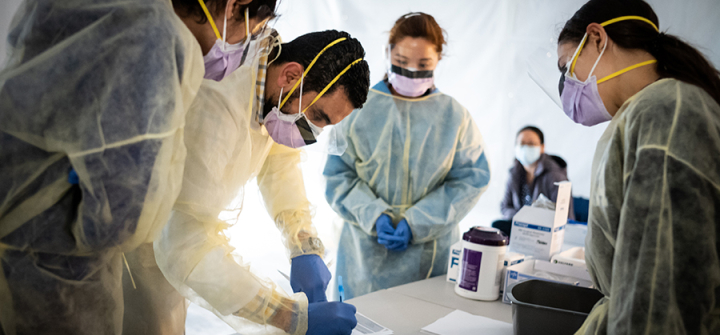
xmin=515 ymin=145 xmax=542 ymax=167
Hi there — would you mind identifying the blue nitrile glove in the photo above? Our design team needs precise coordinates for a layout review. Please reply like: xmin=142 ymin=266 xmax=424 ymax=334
xmin=68 ymin=168 xmax=79 ymax=185
xmin=290 ymin=254 xmax=331 ymax=303
xmin=387 ymin=219 xmax=412 ymax=251
xmin=307 ymin=301 xmax=357 ymax=335
xmin=375 ymin=214 xmax=396 ymax=249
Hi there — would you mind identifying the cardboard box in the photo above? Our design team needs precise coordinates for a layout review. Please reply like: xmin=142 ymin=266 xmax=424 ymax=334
xmin=499 ymin=252 xmax=527 ymax=293
xmin=502 ymin=259 xmax=594 ymax=304
xmin=551 ymin=247 xmax=586 ymax=269
xmin=446 ymin=241 xmax=463 ymax=283
xmin=509 ymin=182 xmax=572 ymax=260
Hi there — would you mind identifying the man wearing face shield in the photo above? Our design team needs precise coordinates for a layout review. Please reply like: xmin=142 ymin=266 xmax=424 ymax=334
xmin=0 ymin=0 xmax=270 ymax=334
xmin=151 ymin=30 xmax=370 ymax=335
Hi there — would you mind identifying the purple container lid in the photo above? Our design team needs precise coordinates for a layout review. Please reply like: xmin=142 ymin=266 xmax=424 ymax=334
xmin=463 ymin=226 xmax=508 ymax=246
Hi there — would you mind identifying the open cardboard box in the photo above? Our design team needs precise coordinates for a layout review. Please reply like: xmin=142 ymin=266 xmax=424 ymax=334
xmin=502 ymin=259 xmax=594 ymax=304
xmin=509 ymin=181 xmax=572 ymax=261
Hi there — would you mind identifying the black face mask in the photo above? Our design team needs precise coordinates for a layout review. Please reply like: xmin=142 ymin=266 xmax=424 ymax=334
xmin=390 ymin=64 xmax=433 ymax=79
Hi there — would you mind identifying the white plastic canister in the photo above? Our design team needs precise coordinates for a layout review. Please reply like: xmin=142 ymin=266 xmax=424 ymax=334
xmin=455 ymin=226 xmax=509 ymax=301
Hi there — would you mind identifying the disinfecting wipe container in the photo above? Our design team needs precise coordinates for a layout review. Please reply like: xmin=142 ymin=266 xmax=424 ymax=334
xmin=455 ymin=227 xmax=509 ymax=301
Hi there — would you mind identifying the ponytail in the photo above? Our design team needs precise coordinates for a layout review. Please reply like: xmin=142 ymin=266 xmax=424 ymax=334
xmin=650 ymin=33 xmax=720 ymax=106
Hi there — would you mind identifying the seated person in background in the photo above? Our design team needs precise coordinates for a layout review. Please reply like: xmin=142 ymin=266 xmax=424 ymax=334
xmin=494 ymin=126 xmax=573 ymax=235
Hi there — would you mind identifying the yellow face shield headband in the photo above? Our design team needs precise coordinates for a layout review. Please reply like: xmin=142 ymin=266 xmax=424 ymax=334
xmin=279 ymin=37 xmax=363 ymax=112
xmin=569 ymin=15 xmax=660 ymax=84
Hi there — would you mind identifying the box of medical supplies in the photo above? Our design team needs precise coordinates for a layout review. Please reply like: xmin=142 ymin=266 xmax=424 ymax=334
xmin=446 ymin=240 xmax=463 ymax=283
xmin=499 ymin=252 xmax=527 ymax=292
xmin=507 ymin=280 xmax=603 ymax=335
xmin=502 ymin=259 xmax=593 ymax=304
xmin=551 ymin=247 xmax=586 ymax=269
xmin=509 ymin=182 xmax=572 ymax=260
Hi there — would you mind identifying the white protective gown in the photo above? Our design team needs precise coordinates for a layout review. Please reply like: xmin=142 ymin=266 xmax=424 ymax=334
xmin=324 ymin=81 xmax=490 ymax=299
xmin=0 ymin=0 xmax=204 ymax=334
xmin=150 ymin=33 xmax=322 ymax=335
xmin=578 ymin=78 xmax=720 ymax=334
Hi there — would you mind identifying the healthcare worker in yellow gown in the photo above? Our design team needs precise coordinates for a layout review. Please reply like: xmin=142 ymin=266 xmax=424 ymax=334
xmin=121 ymin=1 xmax=279 ymax=333
xmin=324 ymin=12 xmax=491 ymax=300
xmin=554 ymin=0 xmax=720 ymax=333
xmin=0 ymin=0 xmax=269 ymax=333
xmin=134 ymin=29 xmax=370 ymax=334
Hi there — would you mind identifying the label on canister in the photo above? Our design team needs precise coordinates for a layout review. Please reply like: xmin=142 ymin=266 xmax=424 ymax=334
xmin=458 ymin=249 xmax=482 ymax=292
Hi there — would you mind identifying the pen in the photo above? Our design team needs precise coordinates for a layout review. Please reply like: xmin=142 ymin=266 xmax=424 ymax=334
xmin=338 ymin=276 xmax=345 ymax=302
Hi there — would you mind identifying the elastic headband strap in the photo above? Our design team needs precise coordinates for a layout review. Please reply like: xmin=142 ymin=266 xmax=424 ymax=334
xmin=198 ymin=0 xmax=222 ymax=40
xmin=302 ymin=58 xmax=364 ymax=113
xmin=601 ymin=15 xmax=659 ymax=32
xmin=569 ymin=36 xmax=588 ymax=76
xmin=280 ymin=37 xmax=348 ymax=108
xmin=597 ymin=60 xmax=657 ymax=84
xmin=570 ymin=15 xmax=659 ymax=76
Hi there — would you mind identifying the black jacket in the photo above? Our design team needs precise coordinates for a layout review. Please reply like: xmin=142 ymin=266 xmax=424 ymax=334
xmin=501 ymin=154 xmax=574 ymax=220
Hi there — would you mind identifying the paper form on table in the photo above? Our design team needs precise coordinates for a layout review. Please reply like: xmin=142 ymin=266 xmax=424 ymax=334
xmin=352 ymin=312 xmax=393 ymax=335
xmin=421 ymin=309 xmax=513 ymax=335
xmin=276 ymin=270 xmax=392 ymax=334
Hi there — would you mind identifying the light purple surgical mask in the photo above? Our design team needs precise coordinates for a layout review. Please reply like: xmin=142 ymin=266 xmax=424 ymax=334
xmin=263 ymin=83 xmax=323 ymax=149
xmin=387 ymin=65 xmax=434 ymax=97
xmin=559 ymin=34 xmax=612 ymax=126
xmin=203 ymin=8 xmax=252 ymax=81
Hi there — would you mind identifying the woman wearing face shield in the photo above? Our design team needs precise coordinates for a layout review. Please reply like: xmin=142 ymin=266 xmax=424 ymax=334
xmin=553 ymin=0 xmax=720 ymax=333
xmin=324 ymin=12 xmax=491 ymax=300
xmin=0 ymin=0 xmax=272 ymax=334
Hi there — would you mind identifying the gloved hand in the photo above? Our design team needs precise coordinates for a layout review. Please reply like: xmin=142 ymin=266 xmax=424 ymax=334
xmin=378 ymin=219 xmax=413 ymax=252
xmin=390 ymin=219 xmax=413 ymax=251
xmin=307 ymin=301 xmax=357 ymax=335
xmin=375 ymin=214 xmax=396 ymax=249
xmin=290 ymin=254 xmax=331 ymax=303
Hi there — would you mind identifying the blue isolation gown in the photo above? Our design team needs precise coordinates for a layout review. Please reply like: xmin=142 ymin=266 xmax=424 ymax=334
xmin=324 ymin=81 xmax=490 ymax=299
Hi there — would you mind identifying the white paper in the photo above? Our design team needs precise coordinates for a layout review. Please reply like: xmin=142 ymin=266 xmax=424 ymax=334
xmin=352 ymin=312 xmax=393 ymax=335
xmin=421 ymin=310 xmax=513 ymax=335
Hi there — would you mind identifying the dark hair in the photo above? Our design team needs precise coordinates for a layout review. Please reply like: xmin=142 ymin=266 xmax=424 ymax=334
xmin=172 ymin=0 xmax=277 ymax=24
xmin=389 ymin=12 xmax=447 ymax=54
xmin=559 ymin=0 xmax=720 ymax=106
xmin=270 ymin=30 xmax=370 ymax=109
xmin=517 ymin=126 xmax=544 ymax=144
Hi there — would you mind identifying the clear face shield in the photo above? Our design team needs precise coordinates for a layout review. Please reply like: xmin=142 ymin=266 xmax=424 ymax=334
xmin=303 ymin=121 xmax=348 ymax=156
xmin=526 ymin=46 xmax=565 ymax=109
xmin=527 ymin=15 xmax=661 ymax=112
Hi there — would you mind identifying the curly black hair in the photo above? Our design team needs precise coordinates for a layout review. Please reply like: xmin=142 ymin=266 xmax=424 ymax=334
xmin=270 ymin=30 xmax=370 ymax=110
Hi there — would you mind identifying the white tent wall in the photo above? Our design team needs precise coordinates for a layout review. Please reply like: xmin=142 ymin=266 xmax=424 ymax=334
xmin=1 ymin=1 xmax=719 ymax=332
xmin=269 ymin=0 xmax=720 ymax=235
